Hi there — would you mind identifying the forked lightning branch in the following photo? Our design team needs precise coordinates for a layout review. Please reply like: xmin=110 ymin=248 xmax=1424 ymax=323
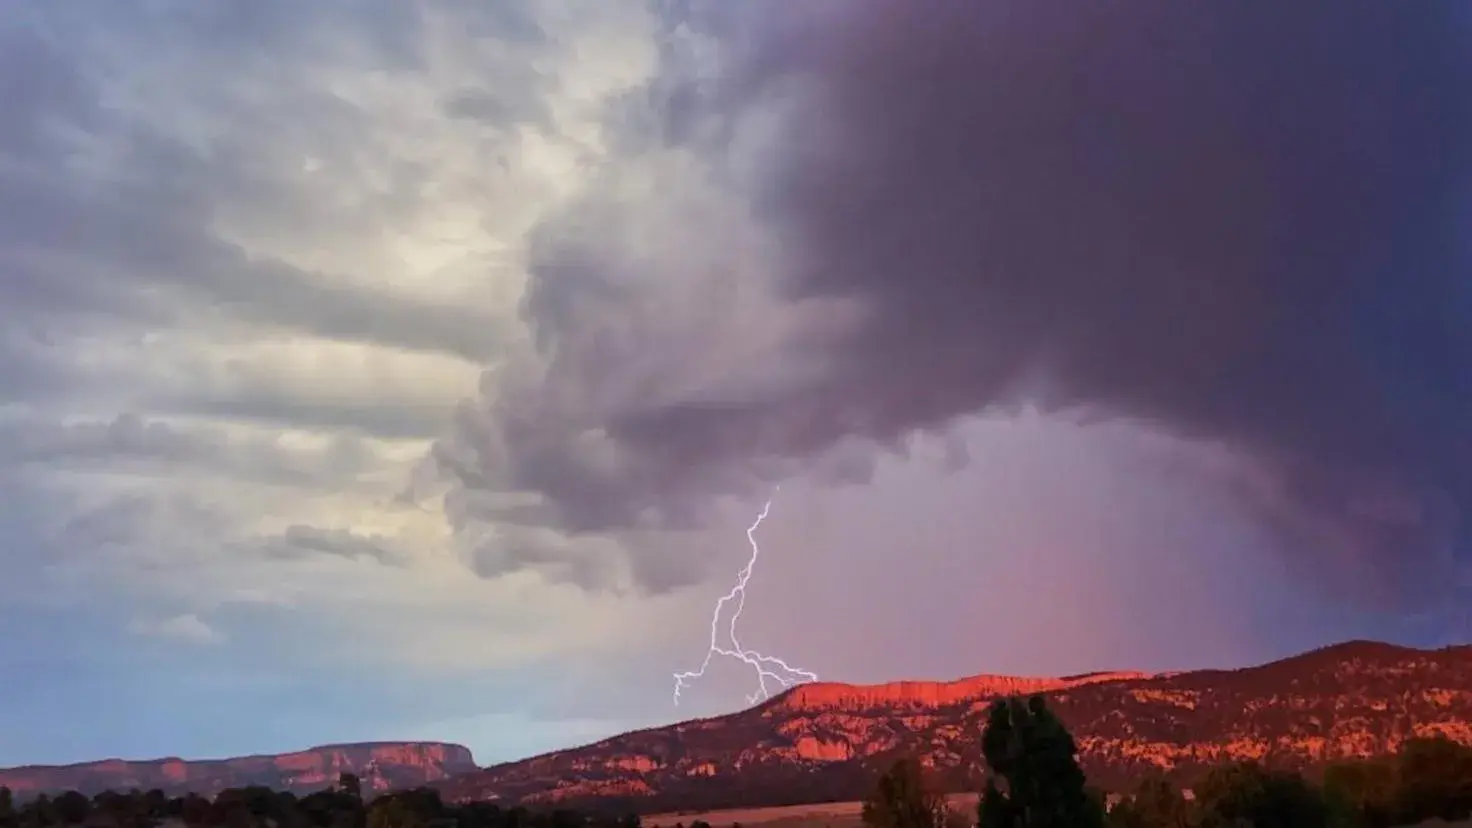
xmin=672 ymin=489 xmax=819 ymax=706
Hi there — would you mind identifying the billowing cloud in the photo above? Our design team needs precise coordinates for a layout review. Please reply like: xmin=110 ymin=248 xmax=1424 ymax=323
xmin=0 ymin=0 xmax=679 ymax=701
xmin=3 ymin=0 xmax=1469 ymax=769
xmin=440 ymin=2 xmax=1472 ymax=604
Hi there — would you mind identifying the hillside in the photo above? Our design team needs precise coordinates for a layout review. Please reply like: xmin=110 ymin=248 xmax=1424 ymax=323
xmin=437 ymin=641 xmax=1472 ymax=813
xmin=0 ymin=742 xmax=477 ymax=799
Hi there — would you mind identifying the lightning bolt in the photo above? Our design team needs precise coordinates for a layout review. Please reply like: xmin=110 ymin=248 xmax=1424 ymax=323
xmin=672 ymin=488 xmax=818 ymax=706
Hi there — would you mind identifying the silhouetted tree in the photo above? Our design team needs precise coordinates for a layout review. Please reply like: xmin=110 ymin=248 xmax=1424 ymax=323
xmin=50 ymin=792 xmax=89 ymax=825
xmin=179 ymin=793 xmax=214 ymax=828
xmin=1194 ymin=761 xmax=1328 ymax=828
xmin=366 ymin=795 xmax=427 ymax=828
xmin=1322 ymin=757 xmax=1397 ymax=828
xmin=339 ymin=775 xmax=364 ymax=803
xmin=456 ymin=801 xmax=502 ymax=828
xmin=976 ymin=695 xmax=1102 ymax=828
xmin=2 ymin=782 xmax=640 ymax=828
xmin=23 ymin=794 xmax=55 ymax=828
xmin=1391 ymin=735 xmax=1472 ymax=824
xmin=1105 ymin=776 xmax=1192 ymax=828
xmin=862 ymin=757 xmax=948 ymax=828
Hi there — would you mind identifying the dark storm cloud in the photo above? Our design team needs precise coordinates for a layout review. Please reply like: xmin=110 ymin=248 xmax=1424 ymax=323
xmin=461 ymin=2 xmax=1472 ymax=597
xmin=732 ymin=2 xmax=1472 ymax=590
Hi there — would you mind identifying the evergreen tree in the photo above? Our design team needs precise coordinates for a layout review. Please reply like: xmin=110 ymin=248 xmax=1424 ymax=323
xmin=1392 ymin=735 xmax=1472 ymax=824
xmin=339 ymin=775 xmax=364 ymax=803
xmin=1194 ymin=761 xmax=1327 ymax=828
xmin=1322 ymin=758 xmax=1396 ymax=828
xmin=862 ymin=757 xmax=948 ymax=828
xmin=1105 ymin=776 xmax=1193 ymax=828
xmin=975 ymin=695 xmax=1102 ymax=828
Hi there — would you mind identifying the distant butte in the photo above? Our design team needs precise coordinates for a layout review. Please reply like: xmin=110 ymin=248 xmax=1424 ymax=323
xmin=0 ymin=742 xmax=477 ymax=799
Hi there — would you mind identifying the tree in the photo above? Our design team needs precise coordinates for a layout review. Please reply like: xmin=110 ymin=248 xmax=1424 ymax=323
xmin=1106 ymin=776 xmax=1192 ymax=828
xmin=862 ymin=757 xmax=949 ymax=828
xmin=340 ymin=774 xmax=364 ymax=802
xmin=1391 ymin=735 xmax=1472 ymax=824
xmin=51 ymin=792 xmax=89 ymax=825
xmin=24 ymin=794 xmax=55 ymax=828
xmin=179 ymin=793 xmax=214 ymax=828
xmin=1194 ymin=761 xmax=1328 ymax=828
xmin=976 ymin=695 xmax=1103 ymax=828
xmin=1322 ymin=758 xmax=1396 ymax=828
xmin=0 ymin=783 xmax=741 ymax=828
xmin=367 ymin=795 xmax=428 ymax=828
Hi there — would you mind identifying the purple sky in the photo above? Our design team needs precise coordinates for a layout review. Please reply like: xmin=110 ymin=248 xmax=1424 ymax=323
xmin=0 ymin=1 xmax=1468 ymax=769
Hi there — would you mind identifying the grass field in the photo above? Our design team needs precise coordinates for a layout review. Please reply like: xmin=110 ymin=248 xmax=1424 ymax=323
xmin=644 ymin=795 xmax=980 ymax=828
xmin=645 ymin=800 xmax=1471 ymax=828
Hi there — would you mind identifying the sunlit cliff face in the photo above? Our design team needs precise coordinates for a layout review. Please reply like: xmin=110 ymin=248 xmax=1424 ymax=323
xmin=771 ymin=672 xmax=1158 ymax=712
xmin=441 ymin=643 xmax=1472 ymax=806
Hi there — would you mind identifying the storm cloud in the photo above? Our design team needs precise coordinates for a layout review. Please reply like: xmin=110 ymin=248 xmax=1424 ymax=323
xmin=442 ymin=2 xmax=1472 ymax=600
xmin=4 ymin=0 xmax=1468 ymax=766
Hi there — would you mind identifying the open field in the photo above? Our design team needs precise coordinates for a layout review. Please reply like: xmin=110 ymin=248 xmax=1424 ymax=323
xmin=644 ymin=795 xmax=980 ymax=828
xmin=645 ymin=801 xmax=1471 ymax=828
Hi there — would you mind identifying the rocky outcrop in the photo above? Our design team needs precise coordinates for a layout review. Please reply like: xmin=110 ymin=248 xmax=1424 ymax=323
xmin=0 ymin=742 xmax=477 ymax=799
xmin=774 ymin=671 xmax=1157 ymax=712
xmin=437 ymin=641 xmax=1472 ymax=814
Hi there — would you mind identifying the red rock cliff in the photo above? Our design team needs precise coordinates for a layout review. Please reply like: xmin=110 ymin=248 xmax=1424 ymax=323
xmin=0 ymin=742 xmax=477 ymax=798
xmin=438 ymin=641 xmax=1472 ymax=813
xmin=774 ymin=671 xmax=1156 ymax=711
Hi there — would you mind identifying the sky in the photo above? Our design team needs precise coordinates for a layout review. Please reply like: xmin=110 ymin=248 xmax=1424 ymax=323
xmin=1 ymin=1 xmax=1470 ymax=769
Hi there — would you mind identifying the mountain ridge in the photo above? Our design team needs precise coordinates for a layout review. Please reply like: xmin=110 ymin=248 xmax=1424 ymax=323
xmin=4 ymin=640 xmax=1469 ymax=811
xmin=437 ymin=639 xmax=1472 ymax=813
xmin=0 ymin=742 xmax=478 ymax=799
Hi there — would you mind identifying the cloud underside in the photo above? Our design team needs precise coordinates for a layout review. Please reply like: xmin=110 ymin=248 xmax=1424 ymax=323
xmin=3 ymin=0 xmax=1470 ymax=635
xmin=437 ymin=2 xmax=1472 ymax=602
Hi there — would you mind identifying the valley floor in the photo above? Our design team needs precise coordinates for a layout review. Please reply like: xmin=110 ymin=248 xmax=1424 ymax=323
xmin=643 ymin=794 xmax=981 ymax=828
xmin=644 ymin=799 xmax=1472 ymax=828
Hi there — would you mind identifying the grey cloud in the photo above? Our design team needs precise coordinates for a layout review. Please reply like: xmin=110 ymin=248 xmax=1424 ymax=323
xmin=0 ymin=9 xmax=509 ymax=365
xmin=444 ymin=487 xmax=633 ymax=592
xmin=444 ymin=87 xmax=550 ymax=129
xmin=808 ymin=438 xmax=880 ymax=487
xmin=53 ymin=492 xmax=233 ymax=561
xmin=187 ymin=398 xmax=452 ymax=443
xmin=167 ymin=382 xmax=457 ymax=442
xmin=264 ymin=525 xmax=408 ymax=567
xmin=0 ymin=154 xmax=507 ymax=362
xmin=465 ymin=527 xmax=618 ymax=592
xmin=0 ymin=414 xmax=379 ymax=488
xmin=440 ymin=2 xmax=1472 ymax=602
xmin=1 ymin=413 xmax=202 ymax=465
xmin=939 ymin=432 xmax=971 ymax=476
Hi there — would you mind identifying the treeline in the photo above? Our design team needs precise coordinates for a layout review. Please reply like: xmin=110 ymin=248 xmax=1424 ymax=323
xmin=0 ymin=773 xmax=641 ymax=828
xmin=864 ymin=695 xmax=1472 ymax=828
